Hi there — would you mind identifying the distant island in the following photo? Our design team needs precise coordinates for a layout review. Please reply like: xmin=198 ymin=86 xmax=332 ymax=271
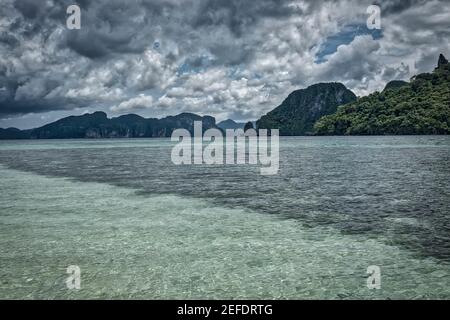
xmin=1 ymin=54 xmax=448 ymax=139
xmin=0 ymin=112 xmax=218 ymax=139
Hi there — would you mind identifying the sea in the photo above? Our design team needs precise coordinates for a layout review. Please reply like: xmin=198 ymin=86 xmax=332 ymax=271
xmin=0 ymin=136 xmax=449 ymax=299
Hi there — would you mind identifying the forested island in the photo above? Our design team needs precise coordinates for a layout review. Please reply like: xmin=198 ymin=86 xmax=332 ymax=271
xmin=313 ymin=54 xmax=450 ymax=135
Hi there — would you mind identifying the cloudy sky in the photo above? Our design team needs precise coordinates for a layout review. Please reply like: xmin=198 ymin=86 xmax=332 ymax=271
xmin=0 ymin=0 xmax=449 ymax=129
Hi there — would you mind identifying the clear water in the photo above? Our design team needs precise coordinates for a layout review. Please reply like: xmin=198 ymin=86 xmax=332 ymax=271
xmin=0 ymin=136 xmax=449 ymax=299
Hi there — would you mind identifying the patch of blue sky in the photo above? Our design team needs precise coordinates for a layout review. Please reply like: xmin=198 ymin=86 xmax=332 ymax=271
xmin=177 ymin=55 xmax=216 ymax=75
xmin=315 ymin=23 xmax=383 ymax=64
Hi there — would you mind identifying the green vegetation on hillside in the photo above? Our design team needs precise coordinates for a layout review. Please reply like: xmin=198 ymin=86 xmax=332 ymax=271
xmin=314 ymin=56 xmax=450 ymax=135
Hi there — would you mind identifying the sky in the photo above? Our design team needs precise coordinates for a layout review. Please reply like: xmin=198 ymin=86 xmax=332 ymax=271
xmin=0 ymin=0 xmax=449 ymax=129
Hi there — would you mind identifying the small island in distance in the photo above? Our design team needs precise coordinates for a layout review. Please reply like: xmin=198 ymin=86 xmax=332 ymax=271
xmin=1 ymin=54 xmax=448 ymax=139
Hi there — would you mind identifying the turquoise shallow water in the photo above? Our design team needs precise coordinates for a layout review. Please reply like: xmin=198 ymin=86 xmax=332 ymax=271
xmin=0 ymin=137 xmax=449 ymax=299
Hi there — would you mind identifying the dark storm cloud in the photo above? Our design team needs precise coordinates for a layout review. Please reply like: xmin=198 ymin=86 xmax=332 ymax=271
xmin=13 ymin=0 xmax=41 ymax=19
xmin=0 ymin=98 xmax=85 ymax=116
xmin=192 ymin=0 xmax=302 ymax=36
xmin=378 ymin=0 xmax=428 ymax=15
xmin=58 ymin=0 xmax=181 ymax=59
xmin=10 ymin=0 xmax=300 ymax=61
xmin=65 ymin=28 xmax=147 ymax=59
xmin=0 ymin=32 xmax=20 ymax=48
xmin=0 ymin=73 xmax=84 ymax=116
